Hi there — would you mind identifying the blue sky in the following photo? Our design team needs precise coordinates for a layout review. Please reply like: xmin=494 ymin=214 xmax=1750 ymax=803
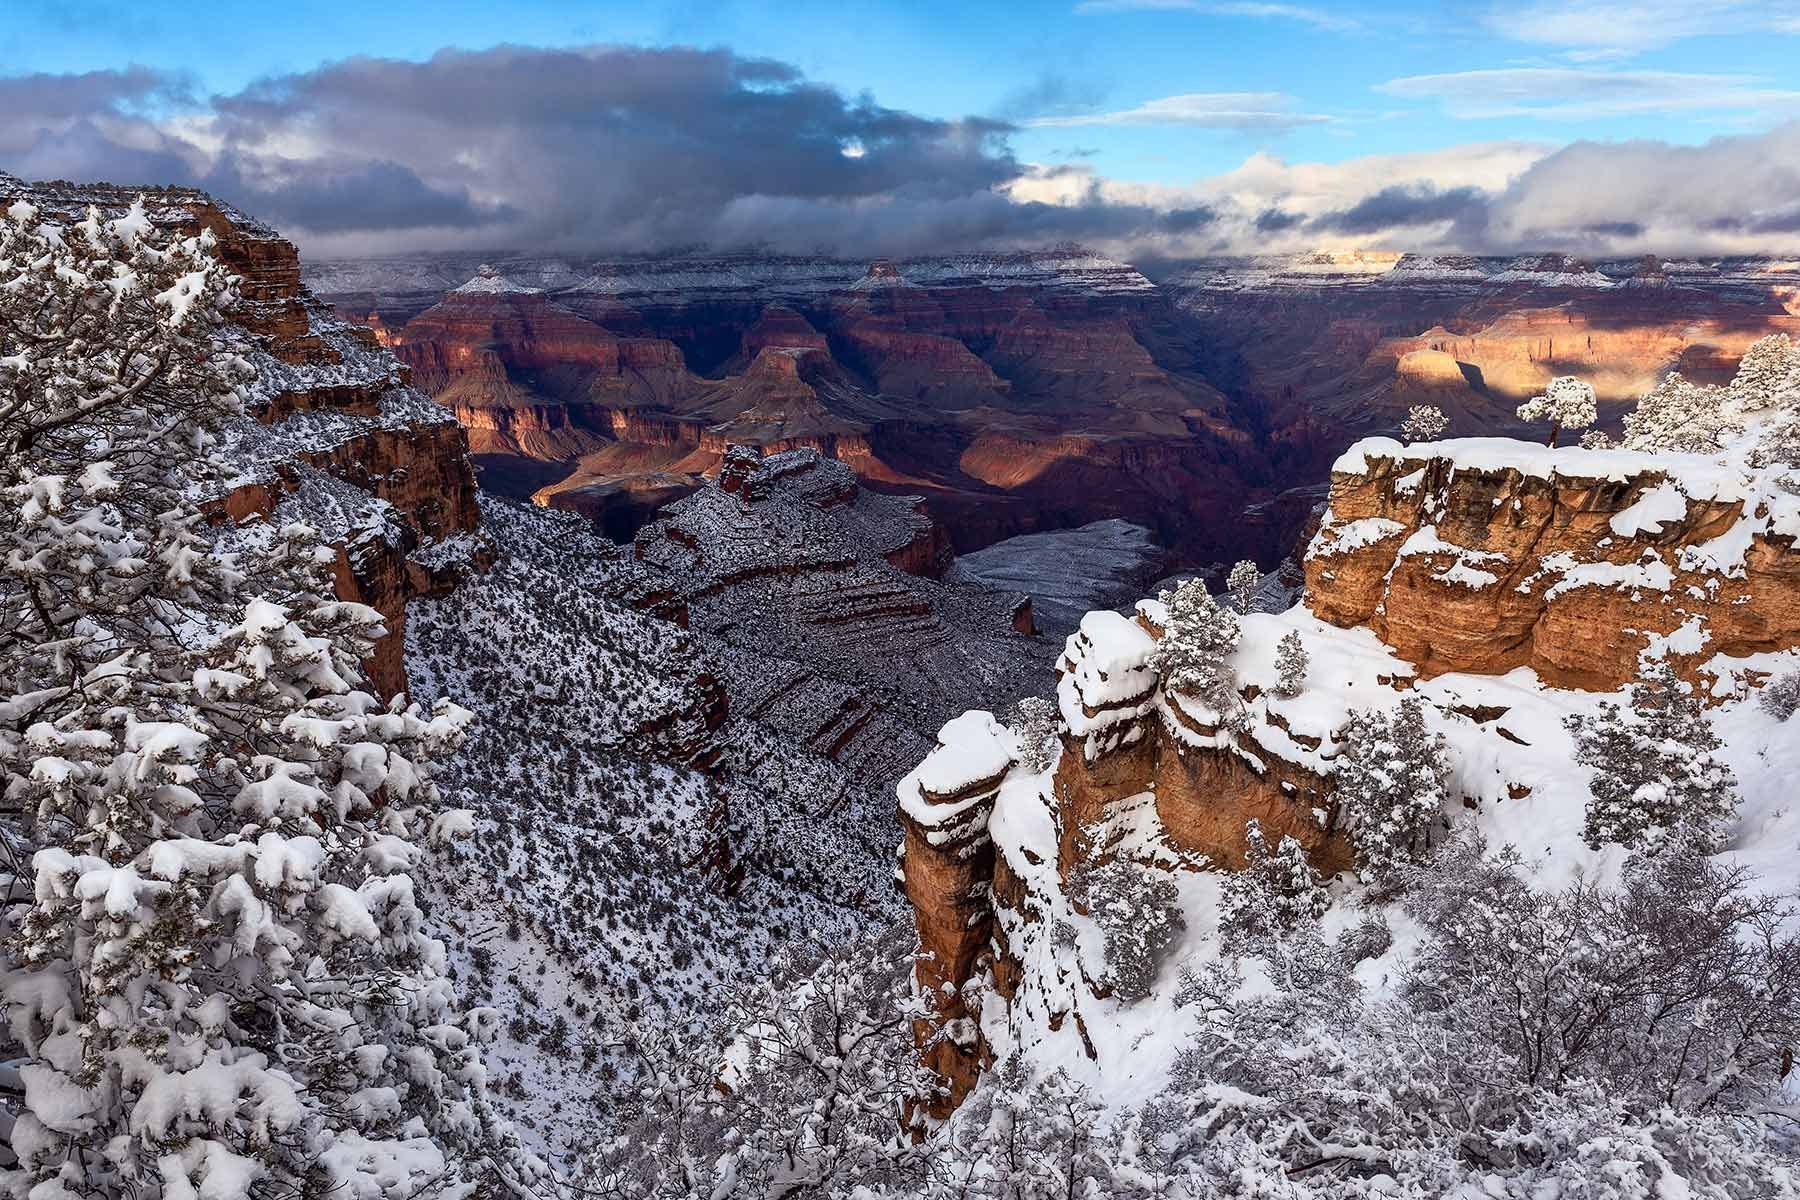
xmin=4 ymin=1 xmax=1799 ymax=256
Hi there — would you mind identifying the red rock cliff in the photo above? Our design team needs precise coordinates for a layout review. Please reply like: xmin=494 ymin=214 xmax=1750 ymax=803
xmin=1304 ymin=437 xmax=1800 ymax=690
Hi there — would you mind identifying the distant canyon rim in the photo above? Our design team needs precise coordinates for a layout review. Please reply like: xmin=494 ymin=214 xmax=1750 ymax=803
xmin=307 ymin=247 xmax=1800 ymax=571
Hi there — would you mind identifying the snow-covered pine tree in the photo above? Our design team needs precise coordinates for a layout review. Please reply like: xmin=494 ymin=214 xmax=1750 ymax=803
xmin=587 ymin=934 xmax=938 ymax=1197
xmin=1622 ymin=372 xmax=1732 ymax=453
xmin=0 ymin=198 xmax=539 ymax=1198
xmin=1217 ymin=819 xmax=1328 ymax=956
xmin=1005 ymin=695 xmax=1059 ymax=774
xmin=1273 ymin=629 xmax=1308 ymax=698
xmin=1067 ymin=859 xmax=1184 ymax=1001
xmin=1726 ymin=332 xmax=1798 ymax=413
xmin=1332 ymin=696 xmax=1450 ymax=886
xmin=1399 ymin=404 xmax=1448 ymax=443
xmin=1225 ymin=559 xmax=1260 ymax=615
xmin=1565 ymin=657 xmax=1738 ymax=851
xmin=1150 ymin=578 xmax=1242 ymax=727
xmin=1516 ymin=375 xmax=1597 ymax=447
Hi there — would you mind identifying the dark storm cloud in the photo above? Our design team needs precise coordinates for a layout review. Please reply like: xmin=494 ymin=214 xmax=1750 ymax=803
xmin=0 ymin=45 xmax=1225 ymax=254
xmin=1254 ymin=207 xmax=1303 ymax=232
xmin=0 ymin=66 xmax=188 ymax=120
xmin=201 ymin=157 xmax=517 ymax=233
xmin=1310 ymin=183 xmax=1489 ymax=235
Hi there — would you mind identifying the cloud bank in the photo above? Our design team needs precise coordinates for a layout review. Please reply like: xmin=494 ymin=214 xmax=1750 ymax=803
xmin=2 ymin=45 xmax=1798 ymax=259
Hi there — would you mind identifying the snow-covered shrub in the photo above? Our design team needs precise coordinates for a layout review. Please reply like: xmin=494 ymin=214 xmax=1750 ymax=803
xmin=587 ymin=932 xmax=938 ymax=1196
xmin=1577 ymin=427 xmax=1613 ymax=449
xmin=1006 ymin=695 xmax=1060 ymax=773
xmin=1565 ymin=658 xmax=1738 ymax=850
xmin=1403 ymin=831 xmax=1800 ymax=1110
xmin=1150 ymin=578 xmax=1242 ymax=727
xmin=1337 ymin=911 xmax=1393 ymax=966
xmin=1225 ymin=558 xmax=1261 ymax=614
xmin=0 ymin=198 xmax=538 ymax=1198
xmin=1217 ymin=819 xmax=1328 ymax=957
xmin=1399 ymin=403 xmax=1448 ymax=442
xmin=1139 ymin=833 xmax=1800 ymax=1195
xmin=1760 ymin=670 xmax=1800 ymax=721
xmin=1332 ymin=696 xmax=1450 ymax=886
xmin=1516 ymin=375 xmax=1596 ymax=446
xmin=1273 ymin=628 xmax=1308 ymax=698
xmin=1068 ymin=859 xmax=1185 ymax=1001
xmin=934 ymin=1060 xmax=1120 ymax=1197
xmin=1623 ymin=371 xmax=1734 ymax=453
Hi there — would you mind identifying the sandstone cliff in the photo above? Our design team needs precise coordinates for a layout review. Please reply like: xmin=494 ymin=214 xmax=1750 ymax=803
xmin=1305 ymin=437 xmax=1800 ymax=689
xmin=897 ymin=433 xmax=1800 ymax=1114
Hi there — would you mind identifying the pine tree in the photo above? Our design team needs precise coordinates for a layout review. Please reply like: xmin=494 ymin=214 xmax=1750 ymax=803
xmin=0 ymin=199 xmax=538 ymax=1197
xmin=1726 ymin=333 xmax=1798 ymax=413
xmin=1225 ymin=559 xmax=1261 ymax=615
xmin=1516 ymin=375 xmax=1597 ymax=447
xmin=1332 ymin=696 xmax=1450 ymax=886
xmin=1274 ymin=629 xmax=1308 ymax=698
xmin=1399 ymin=404 xmax=1448 ymax=442
xmin=1150 ymin=578 xmax=1242 ymax=726
xmin=1068 ymin=859 xmax=1185 ymax=1001
xmin=1217 ymin=819 xmax=1329 ymax=956
xmin=1623 ymin=372 xmax=1733 ymax=454
xmin=1005 ymin=695 xmax=1059 ymax=774
xmin=1565 ymin=658 xmax=1739 ymax=851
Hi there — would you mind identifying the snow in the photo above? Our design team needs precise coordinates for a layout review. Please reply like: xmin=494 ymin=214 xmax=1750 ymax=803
xmin=905 ymin=710 xmax=1013 ymax=803
xmin=1609 ymin=480 xmax=1689 ymax=536
xmin=451 ymin=264 xmax=543 ymax=295
xmin=1306 ymin=514 xmax=1406 ymax=558
xmin=986 ymin=591 xmax=1800 ymax=1108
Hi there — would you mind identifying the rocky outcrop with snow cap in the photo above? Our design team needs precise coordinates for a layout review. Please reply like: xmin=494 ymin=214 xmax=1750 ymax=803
xmin=1306 ymin=436 xmax=1800 ymax=689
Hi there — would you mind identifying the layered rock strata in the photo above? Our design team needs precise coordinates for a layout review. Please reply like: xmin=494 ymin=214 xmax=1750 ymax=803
xmin=1305 ymin=438 xmax=1800 ymax=689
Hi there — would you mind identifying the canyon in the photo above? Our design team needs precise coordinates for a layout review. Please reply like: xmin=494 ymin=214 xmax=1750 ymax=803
xmin=311 ymin=248 xmax=1800 ymax=571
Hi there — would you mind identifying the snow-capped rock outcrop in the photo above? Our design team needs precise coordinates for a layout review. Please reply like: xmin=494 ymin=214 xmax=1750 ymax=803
xmin=1306 ymin=437 xmax=1800 ymax=689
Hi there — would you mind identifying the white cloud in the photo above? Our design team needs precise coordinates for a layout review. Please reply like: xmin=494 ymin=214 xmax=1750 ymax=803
xmin=1004 ymin=122 xmax=1800 ymax=257
xmin=1073 ymin=0 xmax=1361 ymax=30
xmin=1481 ymin=1 xmax=1800 ymax=56
xmin=1024 ymin=91 xmax=1333 ymax=132
xmin=1379 ymin=67 xmax=1800 ymax=120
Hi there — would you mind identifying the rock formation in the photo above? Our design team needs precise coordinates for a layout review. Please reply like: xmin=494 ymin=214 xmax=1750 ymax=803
xmin=1305 ymin=437 xmax=1800 ymax=690
xmin=898 ymin=429 xmax=1800 ymax=1113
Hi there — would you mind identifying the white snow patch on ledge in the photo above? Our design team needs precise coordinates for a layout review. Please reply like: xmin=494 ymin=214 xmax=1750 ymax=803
xmin=902 ymin=710 xmax=1013 ymax=815
xmin=1308 ymin=515 xmax=1406 ymax=559
xmin=1331 ymin=436 xmax=1750 ymax=504
xmin=1609 ymin=481 xmax=1688 ymax=537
